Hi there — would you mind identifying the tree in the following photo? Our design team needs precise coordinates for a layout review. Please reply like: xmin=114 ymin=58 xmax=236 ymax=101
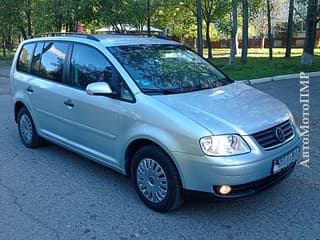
xmin=31 ymin=0 xmax=100 ymax=34
xmin=202 ymin=0 xmax=215 ymax=58
xmin=153 ymin=5 xmax=197 ymax=43
xmin=229 ymin=0 xmax=238 ymax=66
xmin=0 ymin=0 xmax=22 ymax=55
xmin=0 ymin=0 xmax=34 ymax=41
xmin=201 ymin=0 xmax=230 ymax=59
xmin=179 ymin=0 xmax=198 ymax=52
xmin=301 ymin=0 xmax=319 ymax=65
xmin=196 ymin=0 xmax=203 ymax=56
xmin=238 ymin=0 xmax=263 ymax=63
xmin=252 ymin=6 xmax=268 ymax=49
xmin=23 ymin=0 xmax=32 ymax=38
xmin=240 ymin=0 xmax=248 ymax=64
xmin=285 ymin=0 xmax=295 ymax=58
xmin=266 ymin=0 xmax=273 ymax=60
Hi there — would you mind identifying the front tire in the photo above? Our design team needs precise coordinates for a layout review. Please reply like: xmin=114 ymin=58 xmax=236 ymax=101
xmin=131 ymin=145 xmax=183 ymax=212
xmin=17 ymin=108 xmax=42 ymax=148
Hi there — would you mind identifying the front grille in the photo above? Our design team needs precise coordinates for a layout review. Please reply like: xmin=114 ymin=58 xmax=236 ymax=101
xmin=252 ymin=120 xmax=294 ymax=149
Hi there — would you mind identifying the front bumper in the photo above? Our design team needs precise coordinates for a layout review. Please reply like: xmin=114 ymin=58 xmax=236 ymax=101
xmin=172 ymin=134 xmax=301 ymax=196
xmin=212 ymin=161 xmax=295 ymax=197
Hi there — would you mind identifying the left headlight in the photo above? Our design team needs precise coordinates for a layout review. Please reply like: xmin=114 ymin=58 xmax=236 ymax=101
xmin=200 ymin=135 xmax=250 ymax=156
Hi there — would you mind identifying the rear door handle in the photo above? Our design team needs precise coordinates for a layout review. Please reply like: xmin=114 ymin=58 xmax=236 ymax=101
xmin=26 ymin=86 xmax=33 ymax=94
xmin=64 ymin=99 xmax=74 ymax=108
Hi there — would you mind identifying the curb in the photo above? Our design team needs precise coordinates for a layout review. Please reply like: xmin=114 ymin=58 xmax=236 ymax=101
xmin=243 ymin=71 xmax=320 ymax=85
xmin=0 ymin=66 xmax=10 ymax=78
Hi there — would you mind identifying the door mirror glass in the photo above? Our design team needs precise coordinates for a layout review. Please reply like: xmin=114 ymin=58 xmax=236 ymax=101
xmin=86 ymin=82 xmax=113 ymax=96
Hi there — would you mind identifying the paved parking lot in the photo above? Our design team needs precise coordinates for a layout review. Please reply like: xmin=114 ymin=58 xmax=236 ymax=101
xmin=0 ymin=64 xmax=10 ymax=95
xmin=0 ymin=64 xmax=319 ymax=240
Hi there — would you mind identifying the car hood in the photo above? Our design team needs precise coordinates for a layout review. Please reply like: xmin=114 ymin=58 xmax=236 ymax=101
xmin=152 ymin=82 xmax=291 ymax=135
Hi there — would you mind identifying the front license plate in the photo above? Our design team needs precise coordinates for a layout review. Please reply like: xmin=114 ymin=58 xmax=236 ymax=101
xmin=272 ymin=147 xmax=300 ymax=174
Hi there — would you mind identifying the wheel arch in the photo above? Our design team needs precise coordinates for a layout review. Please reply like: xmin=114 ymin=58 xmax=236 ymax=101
xmin=14 ymin=101 xmax=28 ymax=123
xmin=124 ymin=138 xmax=184 ymax=187
xmin=14 ymin=101 xmax=40 ymax=136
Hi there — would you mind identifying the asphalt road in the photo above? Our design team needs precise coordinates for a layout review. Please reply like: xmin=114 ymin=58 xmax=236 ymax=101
xmin=0 ymin=64 xmax=319 ymax=240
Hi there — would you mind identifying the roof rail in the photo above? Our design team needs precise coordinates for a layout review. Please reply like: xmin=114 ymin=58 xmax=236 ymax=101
xmin=36 ymin=32 xmax=100 ymax=41
xmin=105 ymin=32 xmax=169 ymax=40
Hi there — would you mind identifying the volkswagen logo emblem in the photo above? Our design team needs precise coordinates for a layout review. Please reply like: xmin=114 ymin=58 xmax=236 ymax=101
xmin=275 ymin=127 xmax=285 ymax=142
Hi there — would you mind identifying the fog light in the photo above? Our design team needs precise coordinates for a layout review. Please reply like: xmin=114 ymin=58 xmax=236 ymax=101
xmin=219 ymin=185 xmax=232 ymax=195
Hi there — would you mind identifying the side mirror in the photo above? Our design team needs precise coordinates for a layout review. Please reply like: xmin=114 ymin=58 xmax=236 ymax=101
xmin=86 ymin=82 xmax=113 ymax=96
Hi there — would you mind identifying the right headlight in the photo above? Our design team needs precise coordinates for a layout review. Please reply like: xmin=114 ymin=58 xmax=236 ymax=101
xmin=200 ymin=135 xmax=250 ymax=156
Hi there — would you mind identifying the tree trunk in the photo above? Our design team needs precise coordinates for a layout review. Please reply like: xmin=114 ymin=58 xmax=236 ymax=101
xmin=236 ymin=32 xmax=239 ymax=55
xmin=19 ymin=26 xmax=27 ymax=40
xmin=1 ymin=37 xmax=6 ymax=56
xmin=229 ymin=0 xmax=238 ymax=66
xmin=56 ymin=0 xmax=63 ymax=32
xmin=66 ymin=22 xmax=70 ymax=32
xmin=285 ymin=0 xmax=294 ymax=58
xmin=206 ymin=21 xmax=212 ymax=59
xmin=26 ymin=0 xmax=32 ymax=38
xmin=6 ymin=31 xmax=12 ymax=57
xmin=267 ymin=0 xmax=273 ymax=60
xmin=196 ymin=0 xmax=203 ymax=56
xmin=147 ymin=0 xmax=151 ymax=36
xmin=240 ymin=0 xmax=248 ymax=64
xmin=261 ymin=35 xmax=265 ymax=49
xmin=301 ymin=0 xmax=318 ymax=66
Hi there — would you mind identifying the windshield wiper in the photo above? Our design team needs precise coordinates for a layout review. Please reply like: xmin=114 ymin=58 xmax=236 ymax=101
xmin=183 ymin=86 xmax=212 ymax=93
xmin=142 ymin=88 xmax=183 ymax=95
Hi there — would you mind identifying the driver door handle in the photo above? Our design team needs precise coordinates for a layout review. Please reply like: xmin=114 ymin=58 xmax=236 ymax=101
xmin=26 ymin=86 xmax=33 ymax=94
xmin=64 ymin=99 xmax=74 ymax=108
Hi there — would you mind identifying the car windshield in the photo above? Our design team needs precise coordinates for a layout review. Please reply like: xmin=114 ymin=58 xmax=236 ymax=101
xmin=108 ymin=44 xmax=233 ymax=94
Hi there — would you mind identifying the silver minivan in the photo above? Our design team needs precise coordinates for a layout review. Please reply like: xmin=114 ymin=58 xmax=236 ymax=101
xmin=10 ymin=34 xmax=301 ymax=212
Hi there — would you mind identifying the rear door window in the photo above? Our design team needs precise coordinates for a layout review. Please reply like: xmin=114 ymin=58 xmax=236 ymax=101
xmin=39 ymin=42 xmax=69 ymax=82
xmin=17 ymin=43 xmax=36 ymax=73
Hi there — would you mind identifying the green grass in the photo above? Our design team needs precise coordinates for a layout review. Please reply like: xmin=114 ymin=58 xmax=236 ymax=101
xmin=206 ymin=48 xmax=320 ymax=58
xmin=212 ymin=56 xmax=320 ymax=80
xmin=207 ymin=48 xmax=320 ymax=80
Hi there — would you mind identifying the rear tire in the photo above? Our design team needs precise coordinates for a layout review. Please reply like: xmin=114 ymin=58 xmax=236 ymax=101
xmin=131 ymin=145 xmax=183 ymax=212
xmin=17 ymin=108 xmax=42 ymax=148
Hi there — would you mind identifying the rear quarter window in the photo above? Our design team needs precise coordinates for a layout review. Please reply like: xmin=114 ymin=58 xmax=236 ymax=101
xmin=17 ymin=43 xmax=36 ymax=73
xmin=30 ymin=42 xmax=44 ymax=76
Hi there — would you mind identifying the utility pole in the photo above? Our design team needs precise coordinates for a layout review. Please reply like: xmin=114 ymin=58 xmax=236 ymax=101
xmin=196 ymin=0 xmax=203 ymax=56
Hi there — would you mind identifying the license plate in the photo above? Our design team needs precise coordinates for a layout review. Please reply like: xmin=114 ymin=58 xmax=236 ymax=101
xmin=272 ymin=147 xmax=300 ymax=174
